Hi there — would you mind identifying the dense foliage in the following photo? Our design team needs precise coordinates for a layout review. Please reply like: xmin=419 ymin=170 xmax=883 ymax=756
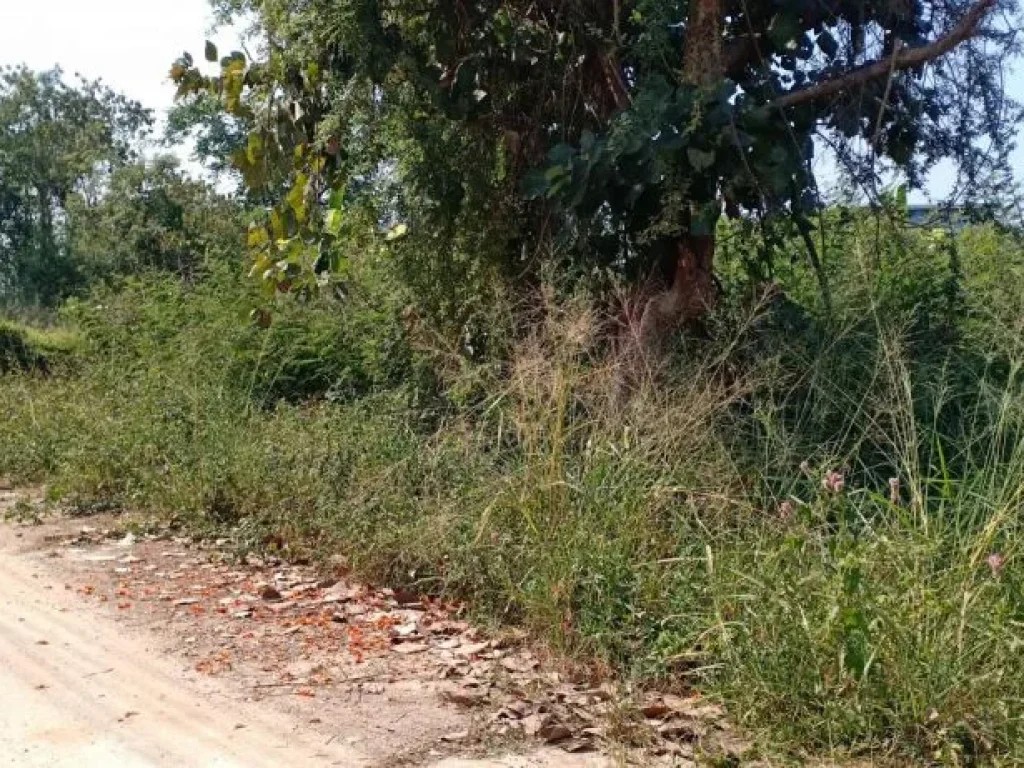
xmin=172 ymin=0 xmax=1021 ymax=346
xmin=3 ymin=215 xmax=1024 ymax=763
xmin=0 ymin=67 xmax=152 ymax=304
xmin=0 ymin=68 xmax=240 ymax=309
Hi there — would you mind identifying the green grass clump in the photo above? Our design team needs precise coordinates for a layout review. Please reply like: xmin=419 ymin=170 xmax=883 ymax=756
xmin=0 ymin=318 xmax=81 ymax=374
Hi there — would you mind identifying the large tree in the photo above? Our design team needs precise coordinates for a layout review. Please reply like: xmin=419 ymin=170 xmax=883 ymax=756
xmin=173 ymin=0 xmax=1021 ymax=350
xmin=0 ymin=66 xmax=152 ymax=305
xmin=67 ymin=155 xmax=244 ymax=284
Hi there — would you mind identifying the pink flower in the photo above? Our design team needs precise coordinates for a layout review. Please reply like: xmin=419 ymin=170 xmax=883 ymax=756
xmin=987 ymin=553 xmax=1006 ymax=577
xmin=778 ymin=500 xmax=795 ymax=520
xmin=822 ymin=470 xmax=845 ymax=494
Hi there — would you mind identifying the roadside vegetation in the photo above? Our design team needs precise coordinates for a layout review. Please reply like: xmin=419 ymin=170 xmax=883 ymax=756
xmin=3 ymin=2 xmax=1024 ymax=763
xmin=3 ymin=212 xmax=1023 ymax=764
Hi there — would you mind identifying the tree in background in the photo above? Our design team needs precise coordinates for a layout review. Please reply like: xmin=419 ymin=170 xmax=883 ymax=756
xmin=67 ymin=155 xmax=244 ymax=284
xmin=164 ymin=90 xmax=249 ymax=180
xmin=0 ymin=66 xmax=153 ymax=306
xmin=173 ymin=0 xmax=1021 ymax=354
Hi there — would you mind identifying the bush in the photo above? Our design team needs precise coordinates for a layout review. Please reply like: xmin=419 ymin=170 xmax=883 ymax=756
xmin=62 ymin=259 xmax=429 ymax=408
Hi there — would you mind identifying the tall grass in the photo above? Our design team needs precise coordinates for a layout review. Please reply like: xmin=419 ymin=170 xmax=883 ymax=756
xmin=1 ymin=221 xmax=1023 ymax=763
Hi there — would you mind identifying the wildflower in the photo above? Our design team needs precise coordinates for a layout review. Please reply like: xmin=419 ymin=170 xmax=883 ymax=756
xmin=822 ymin=470 xmax=845 ymax=494
xmin=987 ymin=553 xmax=1006 ymax=577
xmin=888 ymin=477 xmax=900 ymax=506
xmin=799 ymin=460 xmax=812 ymax=477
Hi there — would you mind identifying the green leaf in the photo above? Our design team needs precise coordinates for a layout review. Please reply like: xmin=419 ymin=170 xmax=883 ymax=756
xmin=246 ymin=132 xmax=264 ymax=165
xmin=327 ymin=188 xmax=345 ymax=211
xmin=204 ymin=41 xmax=218 ymax=63
xmin=385 ymin=223 xmax=409 ymax=242
xmin=325 ymin=209 xmax=344 ymax=236
xmin=247 ymin=225 xmax=269 ymax=249
xmin=286 ymin=173 xmax=309 ymax=221
xmin=544 ymin=165 xmax=567 ymax=182
xmin=521 ymin=169 xmax=549 ymax=200
xmin=816 ymin=30 xmax=839 ymax=58
xmin=270 ymin=209 xmax=286 ymax=240
xmin=547 ymin=143 xmax=574 ymax=167
xmin=687 ymin=148 xmax=716 ymax=172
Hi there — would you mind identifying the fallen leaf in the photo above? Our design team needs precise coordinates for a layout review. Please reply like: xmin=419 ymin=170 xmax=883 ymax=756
xmin=505 ymin=700 xmax=531 ymax=718
xmin=501 ymin=655 xmax=538 ymax=674
xmin=454 ymin=641 xmax=489 ymax=657
xmin=561 ymin=739 xmax=596 ymax=754
xmin=658 ymin=719 xmax=705 ymax=741
xmin=392 ymin=586 xmax=420 ymax=606
xmin=538 ymin=719 xmax=573 ymax=743
xmin=392 ymin=642 xmax=428 ymax=655
xmin=259 ymin=585 xmax=282 ymax=601
xmin=390 ymin=622 xmax=419 ymax=639
xmin=440 ymin=684 xmax=488 ymax=708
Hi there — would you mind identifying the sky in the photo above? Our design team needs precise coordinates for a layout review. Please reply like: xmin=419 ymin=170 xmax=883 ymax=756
xmin=0 ymin=0 xmax=238 ymax=118
xmin=1 ymin=0 xmax=1021 ymax=202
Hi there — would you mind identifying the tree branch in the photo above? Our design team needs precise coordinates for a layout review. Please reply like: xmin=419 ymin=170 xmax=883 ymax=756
xmin=600 ymin=53 xmax=632 ymax=111
xmin=684 ymin=0 xmax=725 ymax=86
xmin=768 ymin=0 xmax=996 ymax=111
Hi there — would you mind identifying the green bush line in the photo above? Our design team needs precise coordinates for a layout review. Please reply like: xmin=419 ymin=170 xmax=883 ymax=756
xmin=2 ymin=220 xmax=1023 ymax=764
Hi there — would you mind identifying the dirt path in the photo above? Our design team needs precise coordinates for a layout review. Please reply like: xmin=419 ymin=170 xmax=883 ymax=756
xmin=0 ymin=543 xmax=367 ymax=767
xmin=2 ymin=488 xmax=755 ymax=766
xmin=0 ymin=498 xmax=618 ymax=767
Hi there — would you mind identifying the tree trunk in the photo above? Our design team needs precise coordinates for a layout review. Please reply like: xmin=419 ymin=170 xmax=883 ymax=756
xmin=633 ymin=0 xmax=724 ymax=355
xmin=637 ymin=234 xmax=717 ymax=354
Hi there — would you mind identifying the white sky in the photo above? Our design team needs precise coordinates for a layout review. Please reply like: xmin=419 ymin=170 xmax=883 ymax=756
xmin=0 ymin=0 xmax=1020 ymax=202
xmin=0 ymin=0 xmax=238 ymax=117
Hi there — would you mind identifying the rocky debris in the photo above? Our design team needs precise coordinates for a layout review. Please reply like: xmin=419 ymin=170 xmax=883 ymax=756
xmin=440 ymin=683 xmax=489 ymax=708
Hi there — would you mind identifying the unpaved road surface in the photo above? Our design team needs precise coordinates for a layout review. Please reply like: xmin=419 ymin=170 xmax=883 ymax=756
xmin=0 ymin=497 xmax=617 ymax=767
xmin=0 ymin=545 xmax=365 ymax=767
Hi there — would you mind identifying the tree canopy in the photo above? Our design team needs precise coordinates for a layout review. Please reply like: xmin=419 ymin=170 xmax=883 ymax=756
xmin=0 ymin=66 xmax=153 ymax=304
xmin=172 ymin=0 xmax=1022 ymax=347
xmin=0 ymin=66 xmax=245 ymax=308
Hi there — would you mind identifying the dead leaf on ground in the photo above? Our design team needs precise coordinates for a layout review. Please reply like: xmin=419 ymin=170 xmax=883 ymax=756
xmin=258 ymin=585 xmax=282 ymax=601
xmin=537 ymin=717 xmax=573 ymax=744
xmin=440 ymin=684 xmax=489 ymax=708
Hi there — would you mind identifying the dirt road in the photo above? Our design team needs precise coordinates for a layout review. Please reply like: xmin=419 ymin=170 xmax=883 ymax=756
xmin=0 ymin=532 xmax=372 ymax=767
xmin=0 ymin=502 xmax=612 ymax=768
